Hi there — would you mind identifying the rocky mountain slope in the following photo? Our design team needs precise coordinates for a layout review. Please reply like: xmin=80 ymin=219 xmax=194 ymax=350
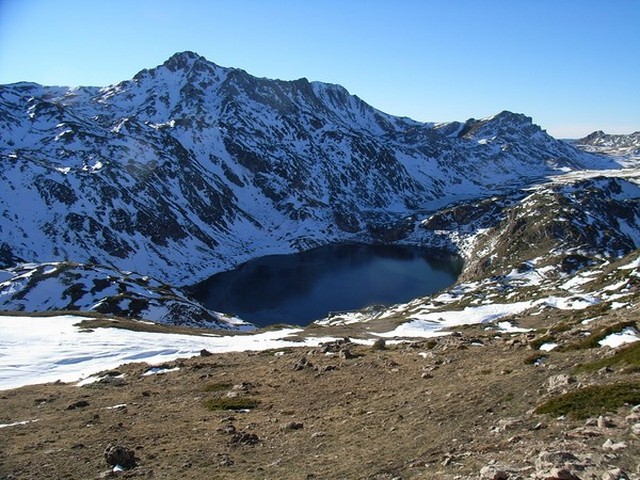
xmin=0 ymin=263 xmax=250 ymax=329
xmin=575 ymin=130 xmax=640 ymax=163
xmin=0 ymin=51 xmax=622 ymax=325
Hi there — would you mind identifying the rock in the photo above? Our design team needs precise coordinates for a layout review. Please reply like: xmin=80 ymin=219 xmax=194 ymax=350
xmin=293 ymin=357 xmax=313 ymax=371
xmin=225 ymin=382 xmax=253 ymax=397
xmin=339 ymin=348 xmax=356 ymax=360
xmin=103 ymin=443 xmax=137 ymax=469
xmin=316 ymin=365 xmax=337 ymax=373
xmin=535 ymin=451 xmax=584 ymax=479
xmin=229 ymin=431 xmax=259 ymax=446
xmin=421 ymin=372 xmax=434 ymax=380
xmin=218 ymin=424 xmax=237 ymax=435
xmin=320 ymin=338 xmax=352 ymax=353
xmin=543 ymin=467 xmax=581 ymax=479
xmin=282 ymin=421 xmax=304 ymax=431
xmin=494 ymin=417 xmax=523 ymax=432
xmin=602 ymin=439 xmax=627 ymax=451
xmin=546 ymin=374 xmax=575 ymax=393
xmin=371 ymin=338 xmax=386 ymax=350
xmin=625 ymin=411 xmax=640 ymax=422
xmin=631 ymin=423 xmax=640 ymax=435
xmin=597 ymin=416 xmax=616 ymax=428
xmin=479 ymin=464 xmax=512 ymax=479
xmin=200 ymin=349 xmax=213 ymax=357
xmin=66 ymin=400 xmax=90 ymax=410
xmin=602 ymin=467 xmax=629 ymax=480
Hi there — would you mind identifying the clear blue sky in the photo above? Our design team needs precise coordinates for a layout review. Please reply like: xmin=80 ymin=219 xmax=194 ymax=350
xmin=1 ymin=0 xmax=638 ymax=138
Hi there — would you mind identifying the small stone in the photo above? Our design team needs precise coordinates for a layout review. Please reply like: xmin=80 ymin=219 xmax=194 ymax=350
xmin=631 ymin=423 xmax=640 ymax=435
xmin=597 ymin=415 xmax=615 ymax=428
xmin=66 ymin=400 xmax=90 ymax=410
xmin=421 ymin=372 xmax=434 ymax=379
xmin=546 ymin=374 xmax=575 ymax=393
xmin=602 ymin=438 xmax=627 ymax=451
xmin=104 ymin=443 xmax=136 ymax=469
xmin=282 ymin=421 xmax=304 ymax=431
xmin=602 ymin=467 xmax=628 ymax=480
xmin=371 ymin=338 xmax=386 ymax=350
xmin=200 ymin=349 xmax=213 ymax=357
xmin=480 ymin=465 xmax=511 ymax=480
xmin=548 ymin=467 xmax=581 ymax=480
xmin=229 ymin=431 xmax=259 ymax=446
xmin=293 ymin=357 xmax=313 ymax=371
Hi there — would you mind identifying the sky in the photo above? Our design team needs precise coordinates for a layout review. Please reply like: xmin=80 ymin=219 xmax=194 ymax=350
xmin=0 ymin=0 xmax=638 ymax=138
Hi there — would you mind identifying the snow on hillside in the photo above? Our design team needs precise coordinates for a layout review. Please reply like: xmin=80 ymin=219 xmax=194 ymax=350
xmin=0 ymin=262 xmax=252 ymax=329
xmin=0 ymin=315 xmax=339 ymax=390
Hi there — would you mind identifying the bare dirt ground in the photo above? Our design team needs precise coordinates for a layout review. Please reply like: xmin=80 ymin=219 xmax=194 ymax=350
xmin=1 ymin=309 xmax=639 ymax=480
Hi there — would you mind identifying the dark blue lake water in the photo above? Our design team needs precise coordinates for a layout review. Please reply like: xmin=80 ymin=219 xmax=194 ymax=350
xmin=190 ymin=244 xmax=462 ymax=327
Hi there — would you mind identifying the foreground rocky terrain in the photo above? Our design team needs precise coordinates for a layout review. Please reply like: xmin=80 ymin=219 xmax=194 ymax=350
xmin=1 ymin=301 xmax=639 ymax=479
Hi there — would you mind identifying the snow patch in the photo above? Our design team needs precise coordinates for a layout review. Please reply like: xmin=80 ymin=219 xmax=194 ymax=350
xmin=599 ymin=327 xmax=640 ymax=348
xmin=0 ymin=315 xmax=346 ymax=390
xmin=0 ymin=419 xmax=40 ymax=429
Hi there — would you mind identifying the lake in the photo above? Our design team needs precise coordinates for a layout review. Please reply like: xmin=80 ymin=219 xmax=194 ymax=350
xmin=189 ymin=243 xmax=463 ymax=327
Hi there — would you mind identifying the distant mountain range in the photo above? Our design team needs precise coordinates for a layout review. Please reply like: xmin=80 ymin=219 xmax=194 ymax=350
xmin=574 ymin=130 xmax=640 ymax=161
xmin=0 ymin=51 xmax=629 ymax=326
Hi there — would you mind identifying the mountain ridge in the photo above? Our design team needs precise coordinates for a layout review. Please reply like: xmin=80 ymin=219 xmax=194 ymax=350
xmin=0 ymin=51 xmax=622 ymax=325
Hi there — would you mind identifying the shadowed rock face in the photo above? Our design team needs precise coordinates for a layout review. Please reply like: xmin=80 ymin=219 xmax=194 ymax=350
xmin=0 ymin=51 xmax=615 ymax=287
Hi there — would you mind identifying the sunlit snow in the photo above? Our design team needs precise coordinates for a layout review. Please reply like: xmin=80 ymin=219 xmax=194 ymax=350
xmin=0 ymin=315 xmax=337 ymax=390
xmin=598 ymin=327 xmax=640 ymax=348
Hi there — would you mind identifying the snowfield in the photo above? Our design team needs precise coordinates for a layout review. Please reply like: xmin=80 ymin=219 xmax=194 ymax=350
xmin=0 ymin=315 xmax=340 ymax=390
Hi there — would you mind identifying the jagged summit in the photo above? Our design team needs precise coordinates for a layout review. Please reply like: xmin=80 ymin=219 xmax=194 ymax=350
xmin=578 ymin=129 xmax=640 ymax=148
xmin=574 ymin=129 xmax=640 ymax=163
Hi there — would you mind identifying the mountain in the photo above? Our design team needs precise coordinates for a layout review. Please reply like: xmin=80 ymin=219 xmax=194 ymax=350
xmin=578 ymin=130 xmax=640 ymax=150
xmin=0 ymin=51 xmax=621 ymax=324
xmin=575 ymin=130 xmax=640 ymax=163
xmin=0 ymin=262 xmax=250 ymax=329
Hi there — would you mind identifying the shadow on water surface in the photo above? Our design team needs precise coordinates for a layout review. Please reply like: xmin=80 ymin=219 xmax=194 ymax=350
xmin=189 ymin=243 xmax=462 ymax=327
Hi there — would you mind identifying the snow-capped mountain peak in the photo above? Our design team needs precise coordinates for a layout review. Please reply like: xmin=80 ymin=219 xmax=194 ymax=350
xmin=0 ymin=52 xmax=622 ymax=325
